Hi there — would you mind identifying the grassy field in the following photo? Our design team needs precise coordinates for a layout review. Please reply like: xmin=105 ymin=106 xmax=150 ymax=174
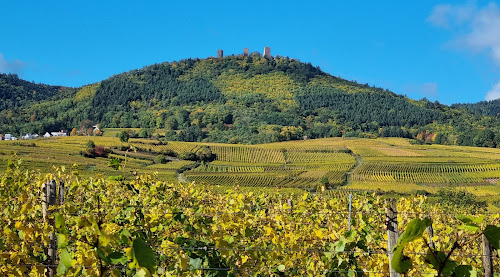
xmin=1 ymin=132 xmax=499 ymax=207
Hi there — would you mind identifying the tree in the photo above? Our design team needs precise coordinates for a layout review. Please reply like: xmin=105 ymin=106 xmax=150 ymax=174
xmin=70 ymin=128 xmax=77 ymax=136
xmin=195 ymin=146 xmax=216 ymax=162
xmin=473 ymin=129 xmax=495 ymax=147
xmin=86 ymin=140 xmax=95 ymax=149
xmin=118 ymin=131 xmax=129 ymax=143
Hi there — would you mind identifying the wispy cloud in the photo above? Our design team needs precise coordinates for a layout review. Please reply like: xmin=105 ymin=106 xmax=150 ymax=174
xmin=422 ymin=82 xmax=439 ymax=97
xmin=427 ymin=3 xmax=475 ymax=28
xmin=0 ymin=53 xmax=26 ymax=75
xmin=403 ymin=82 xmax=439 ymax=99
xmin=485 ymin=82 xmax=500 ymax=101
xmin=428 ymin=2 xmax=500 ymax=101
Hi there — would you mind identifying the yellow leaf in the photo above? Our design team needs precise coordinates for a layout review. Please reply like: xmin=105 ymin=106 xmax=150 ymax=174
xmin=314 ymin=229 xmax=324 ymax=239
xmin=241 ymin=255 xmax=249 ymax=264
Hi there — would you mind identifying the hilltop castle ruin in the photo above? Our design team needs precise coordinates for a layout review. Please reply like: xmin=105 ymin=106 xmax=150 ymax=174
xmin=216 ymin=47 xmax=272 ymax=59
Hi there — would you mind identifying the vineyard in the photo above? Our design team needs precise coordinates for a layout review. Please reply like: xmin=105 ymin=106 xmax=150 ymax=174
xmin=1 ymin=164 xmax=500 ymax=276
xmin=0 ymin=135 xmax=500 ymax=206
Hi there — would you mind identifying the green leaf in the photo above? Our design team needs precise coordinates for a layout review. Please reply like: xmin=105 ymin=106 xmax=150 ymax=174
xmin=97 ymin=247 xmax=111 ymax=265
xmin=483 ymin=225 xmax=500 ymax=249
xmin=133 ymin=268 xmax=148 ymax=277
xmin=189 ymin=258 xmax=202 ymax=269
xmin=334 ymin=237 xmax=346 ymax=252
xmin=278 ymin=264 xmax=285 ymax=272
xmin=456 ymin=215 xmax=482 ymax=232
xmin=55 ymin=213 xmax=64 ymax=231
xmin=392 ymin=247 xmax=412 ymax=273
xmin=108 ymin=251 xmax=128 ymax=265
xmin=396 ymin=217 xmax=432 ymax=248
xmin=133 ymin=237 xmax=156 ymax=272
xmin=454 ymin=265 xmax=473 ymax=277
xmin=57 ymin=248 xmax=73 ymax=275
xmin=392 ymin=218 xmax=432 ymax=274
xmin=57 ymin=233 xmax=68 ymax=248
xmin=223 ymin=235 xmax=234 ymax=244
xmin=458 ymin=224 xmax=480 ymax=233
xmin=425 ymin=250 xmax=458 ymax=276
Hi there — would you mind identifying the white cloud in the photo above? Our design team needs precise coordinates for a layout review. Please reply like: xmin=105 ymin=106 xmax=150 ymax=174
xmin=0 ymin=53 xmax=26 ymax=75
xmin=485 ymin=82 xmax=500 ymax=101
xmin=463 ymin=3 xmax=500 ymax=65
xmin=427 ymin=3 xmax=475 ymax=28
xmin=422 ymin=82 xmax=438 ymax=97
xmin=428 ymin=2 xmax=500 ymax=101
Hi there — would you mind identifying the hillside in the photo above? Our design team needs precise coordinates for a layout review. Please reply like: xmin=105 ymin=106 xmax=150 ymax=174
xmin=1 ymin=55 xmax=500 ymax=147
xmin=452 ymin=99 xmax=500 ymax=118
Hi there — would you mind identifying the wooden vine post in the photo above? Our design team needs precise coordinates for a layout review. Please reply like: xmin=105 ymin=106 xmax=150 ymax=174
xmin=481 ymin=234 xmax=493 ymax=277
xmin=425 ymin=216 xmax=435 ymax=249
xmin=42 ymin=179 xmax=64 ymax=277
xmin=385 ymin=198 xmax=401 ymax=277
xmin=287 ymin=199 xmax=293 ymax=215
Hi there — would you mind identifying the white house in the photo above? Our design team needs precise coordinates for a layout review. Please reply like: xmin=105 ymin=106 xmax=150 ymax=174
xmin=51 ymin=131 xmax=67 ymax=137
xmin=43 ymin=132 xmax=51 ymax=138
xmin=5 ymin=134 xmax=13 ymax=140
xmin=22 ymin=133 xmax=37 ymax=140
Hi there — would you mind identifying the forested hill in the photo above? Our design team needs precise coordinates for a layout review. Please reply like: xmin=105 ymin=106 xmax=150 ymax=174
xmin=0 ymin=73 xmax=75 ymax=110
xmin=451 ymin=99 xmax=500 ymax=118
xmin=1 ymin=54 xmax=500 ymax=147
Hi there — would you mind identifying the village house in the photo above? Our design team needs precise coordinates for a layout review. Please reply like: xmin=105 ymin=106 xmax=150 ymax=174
xmin=51 ymin=131 xmax=67 ymax=137
xmin=43 ymin=132 xmax=51 ymax=138
xmin=4 ymin=134 xmax=17 ymax=140
xmin=22 ymin=133 xmax=38 ymax=140
xmin=0 ymin=134 xmax=3 ymax=140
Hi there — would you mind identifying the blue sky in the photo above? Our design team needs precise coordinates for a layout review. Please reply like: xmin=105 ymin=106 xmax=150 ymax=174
xmin=1 ymin=0 xmax=500 ymax=104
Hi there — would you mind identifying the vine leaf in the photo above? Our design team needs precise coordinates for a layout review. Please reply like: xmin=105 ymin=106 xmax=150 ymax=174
xmin=483 ymin=225 xmax=500 ymax=249
xmin=189 ymin=257 xmax=202 ymax=269
xmin=425 ymin=250 xmax=458 ymax=276
xmin=55 ymin=213 xmax=64 ymax=231
xmin=453 ymin=265 xmax=474 ymax=277
xmin=391 ymin=217 xmax=431 ymax=274
xmin=133 ymin=237 xmax=156 ymax=272
xmin=57 ymin=248 xmax=73 ymax=275
xmin=108 ymin=251 xmax=127 ymax=265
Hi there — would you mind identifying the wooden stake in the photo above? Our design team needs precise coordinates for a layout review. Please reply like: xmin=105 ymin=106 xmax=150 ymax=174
xmin=58 ymin=181 xmax=65 ymax=205
xmin=42 ymin=180 xmax=58 ymax=277
xmin=348 ymin=193 xmax=352 ymax=231
xmin=425 ymin=216 xmax=435 ymax=249
xmin=482 ymin=234 xmax=493 ymax=277
xmin=385 ymin=198 xmax=401 ymax=277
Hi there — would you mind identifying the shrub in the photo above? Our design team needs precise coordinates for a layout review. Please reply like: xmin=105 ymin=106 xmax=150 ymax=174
xmin=118 ymin=131 xmax=129 ymax=143
xmin=86 ymin=140 xmax=95 ymax=149
xmin=435 ymin=188 xmax=487 ymax=212
xmin=155 ymin=155 xmax=168 ymax=164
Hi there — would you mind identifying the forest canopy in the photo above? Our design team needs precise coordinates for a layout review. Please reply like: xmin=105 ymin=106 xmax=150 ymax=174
xmin=1 ymin=55 xmax=500 ymax=147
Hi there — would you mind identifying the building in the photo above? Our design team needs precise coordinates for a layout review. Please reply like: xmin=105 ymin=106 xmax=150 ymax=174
xmin=217 ymin=49 xmax=224 ymax=58
xmin=43 ymin=132 xmax=51 ymax=138
xmin=51 ymin=131 xmax=67 ymax=137
xmin=4 ymin=134 xmax=17 ymax=140
xmin=263 ymin=46 xmax=271 ymax=59
xmin=22 ymin=133 xmax=36 ymax=140
xmin=243 ymin=48 xmax=249 ymax=57
xmin=0 ymin=134 xmax=3 ymax=140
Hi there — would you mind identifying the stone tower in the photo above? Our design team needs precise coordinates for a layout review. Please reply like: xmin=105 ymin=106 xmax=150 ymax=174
xmin=263 ymin=46 xmax=271 ymax=59
xmin=243 ymin=48 xmax=249 ymax=57
xmin=217 ymin=49 xmax=224 ymax=58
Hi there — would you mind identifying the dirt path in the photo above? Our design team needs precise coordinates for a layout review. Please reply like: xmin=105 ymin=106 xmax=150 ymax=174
xmin=177 ymin=173 xmax=188 ymax=183
xmin=344 ymin=153 xmax=364 ymax=186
